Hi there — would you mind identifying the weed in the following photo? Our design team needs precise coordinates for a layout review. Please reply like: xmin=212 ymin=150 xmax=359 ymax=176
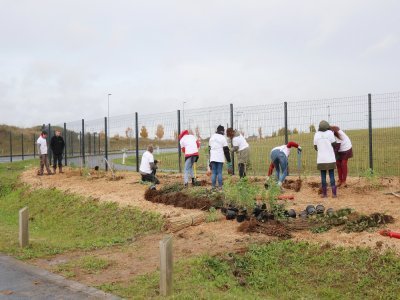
xmin=206 ymin=207 xmax=219 ymax=223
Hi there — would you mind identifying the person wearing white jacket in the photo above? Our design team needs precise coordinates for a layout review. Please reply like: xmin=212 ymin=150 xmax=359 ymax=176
xmin=36 ymin=130 xmax=53 ymax=176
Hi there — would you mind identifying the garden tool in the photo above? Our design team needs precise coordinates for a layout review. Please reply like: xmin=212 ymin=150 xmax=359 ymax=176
xmin=379 ymin=230 xmax=400 ymax=239
xmin=297 ymin=148 xmax=302 ymax=179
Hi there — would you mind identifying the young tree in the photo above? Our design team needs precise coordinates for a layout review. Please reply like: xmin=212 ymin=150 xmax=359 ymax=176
xmin=140 ymin=126 xmax=148 ymax=139
xmin=155 ymin=124 xmax=164 ymax=140
xmin=258 ymin=126 xmax=263 ymax=139
xmin=309 ymin=124 xmax=316 ymax=133
xmin=292 ymin=128 xmax=299 ymax=134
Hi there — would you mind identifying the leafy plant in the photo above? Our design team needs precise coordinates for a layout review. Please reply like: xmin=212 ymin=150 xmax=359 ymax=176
xmin=206 ymin=207 xmax=219 ymax=223
xmin=223 ymin=177 xmax=261 ymax=210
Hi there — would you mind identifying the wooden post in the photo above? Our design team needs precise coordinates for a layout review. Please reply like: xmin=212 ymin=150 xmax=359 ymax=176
xmin=19 ymin=207 xmax=29 ymax=248
xmin=159 ymin=235 xmax=173 ymax=296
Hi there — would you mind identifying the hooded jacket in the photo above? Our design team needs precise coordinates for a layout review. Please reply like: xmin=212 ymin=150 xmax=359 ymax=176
xmin=179 ymin=130 xmax=200 ymax=158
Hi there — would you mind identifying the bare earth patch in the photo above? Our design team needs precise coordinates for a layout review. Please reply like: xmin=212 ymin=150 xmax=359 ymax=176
xmin=21 ymin=168 xmax=400 ymax=286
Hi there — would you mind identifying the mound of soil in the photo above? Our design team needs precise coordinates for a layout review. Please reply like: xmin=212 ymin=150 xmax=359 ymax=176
xmin=282 ymin=179 xmax=302 ymax=192
xmin=238 ymin=218 xmax=292 ymax=238
xmin=144 ymin=189 xmax=213 ymax=210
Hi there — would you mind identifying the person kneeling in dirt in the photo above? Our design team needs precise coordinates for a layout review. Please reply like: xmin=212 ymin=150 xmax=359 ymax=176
xmin=179 ymin=130 xmax=200 ymax=187
xmin=139 ymin=145 xmax=160 ymax=184
xmin=268 ymin=141 xmax=301 ymax=188
xmin=209 ymin=125 xmax=232 ymax=189
xmin=226 ymin=128 xmax=250 ymax=178
xmin=37 ymin=130 xmax=53 ymax=176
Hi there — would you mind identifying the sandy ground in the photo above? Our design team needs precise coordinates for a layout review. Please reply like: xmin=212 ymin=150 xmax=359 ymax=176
xmin=21 ymin=168 xmax=400 ymax=286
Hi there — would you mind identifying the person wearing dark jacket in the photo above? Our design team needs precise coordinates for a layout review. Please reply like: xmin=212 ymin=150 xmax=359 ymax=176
xmin=50 ymin=130 xmax=65 ymax=173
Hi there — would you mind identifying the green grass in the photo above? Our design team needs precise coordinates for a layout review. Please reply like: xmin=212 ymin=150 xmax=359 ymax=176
xmin=112 ymin=127 xmax=400 ymax=176
xmin=0 ymin=160 xmax=163 ymax=259
xmin=55 ymin=255 xmax=113 ymax=278
xmin=99 ymin=241 xmax=400 ymax=300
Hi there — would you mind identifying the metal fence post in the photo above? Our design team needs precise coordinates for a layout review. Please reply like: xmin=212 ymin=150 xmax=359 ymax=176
xmin=230 ymin=103 xmax=235 ymax=175
xmin=82 ymin=119 xmax=85 ymax=165
xmin=48 ymin=123 xmax=52 ymax=163
xmin=135 ymin=112 xmax=139 ymax=172
xmin=79 ymin=131 xmax=82 ymax=156
xmin=177 ymin=110 xmax=182 ymax=173
xmin=284 ymin=102 xmax=288 ymax=144
xmin=64 ymin=123 xmax=67 ymax=166
xmin=368 ymin=93 xmax=373 ymax=172
xmin=9 ymin=131 xmax=12 ymax=162
xmin=33 ymin=134 xmax=36 ymax=159
xmin=105 ymin=117 xmax=108 ymax=171
xmin=88 ymin=132 xmax=91 ymax=156
xmin=71 ymin=131 xmax=74 ymax=157
xmin=21 ymin=134 xmax=24 ymax=161
xmin=93 ymin=133 xmax=96 ymax=155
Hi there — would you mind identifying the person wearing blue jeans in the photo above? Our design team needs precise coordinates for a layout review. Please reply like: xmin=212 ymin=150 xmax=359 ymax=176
xmin=269 ymin=142 xmax=301 ymax=187
xmin=184 ymin=156 xmax=196 ymax=185
xmin=314 ymin=120 xmax=337 ymax=198
xmin=270 ymin=149 xmax=288 ymax=185
xmin=211 ymin=161 xmax=224 ymax=187
xmin=209 ymin=125 xmax=232 ymax=189
xmin=179 ymin=130 xmax=200 ymax=187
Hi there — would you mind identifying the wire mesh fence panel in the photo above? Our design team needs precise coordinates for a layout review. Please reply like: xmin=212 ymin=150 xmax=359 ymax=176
xmin=286 ymin=95 xmax=369 ymax=177
xmin=84 ymin=117 xmax=107 ymax=168
xmin=182 ymin=105 xmax=231 ymax=172
xmin=137 ymin=111 xmax=178 ymax=172
xmin=65 ymin=120 xmax=83 ymax=164
xmin=234 ymin=103 xmax=286 ymax=176
xmin=371 ymin=92 xmax=400 ymax=176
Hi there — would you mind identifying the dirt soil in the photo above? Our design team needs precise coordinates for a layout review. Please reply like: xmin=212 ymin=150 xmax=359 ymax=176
xmin=21 ymin=168 xmax=400 ymax=286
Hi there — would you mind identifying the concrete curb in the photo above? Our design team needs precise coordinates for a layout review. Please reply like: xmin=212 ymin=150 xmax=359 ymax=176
xmin=0 ymin=254 xmax=121 ymax=299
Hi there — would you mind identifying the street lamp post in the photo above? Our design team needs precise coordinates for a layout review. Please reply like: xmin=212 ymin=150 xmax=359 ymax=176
xmin=108 ymin=93 xmax=112 ymax=151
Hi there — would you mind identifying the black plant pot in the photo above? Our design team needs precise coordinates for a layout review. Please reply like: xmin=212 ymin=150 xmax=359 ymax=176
xmin=236 ymin=214 xmax=247 ymax=223
xmin=306 ymin=205 xmax=316 ymax=215
xmin=226 ymin=209 xmax=237 ymax=220
xmin=316 ymin=204 xmax=325 ymax=214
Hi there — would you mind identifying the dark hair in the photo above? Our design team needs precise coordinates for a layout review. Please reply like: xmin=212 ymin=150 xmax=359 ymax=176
xmin=216 ymin=125 xmax=225 ymax=134
xmin=41 ymin=130 xmax=48 ymax=135
xmin=226 ymin=128 xmax=235 ymax=138
xmin=330 ymin=126 xmax=342 ymax=140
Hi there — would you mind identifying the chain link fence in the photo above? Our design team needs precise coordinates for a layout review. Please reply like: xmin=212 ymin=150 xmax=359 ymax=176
xmin=2 ymin=92 xmax=399 ymax=176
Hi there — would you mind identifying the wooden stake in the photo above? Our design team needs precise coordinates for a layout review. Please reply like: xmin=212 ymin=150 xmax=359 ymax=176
xmin=19 ymin=207 xmax=29 ymax=248
xmin=159 ymin=235 xmax=173 ymax=296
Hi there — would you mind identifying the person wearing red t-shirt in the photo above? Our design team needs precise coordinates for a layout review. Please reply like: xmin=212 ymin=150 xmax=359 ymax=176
xmin=267 ymin=141 xmax=302 ymax=187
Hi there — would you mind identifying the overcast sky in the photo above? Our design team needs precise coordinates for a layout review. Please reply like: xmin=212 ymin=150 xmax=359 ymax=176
xmin=1 ymin=0 xmax=399 ymax=127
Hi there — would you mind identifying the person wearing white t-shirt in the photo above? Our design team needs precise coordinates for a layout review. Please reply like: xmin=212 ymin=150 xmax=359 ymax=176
xmin=139 ymin=145 xmax=160 ymax=184
xmin=268 ymin=141 xmax=302 ymax=187
xmin=330 ymin=126 xmax=353 ymax=187
xmin=209 ymin=125 xmax=232 ymax=188
xmin=226 ymin=128 xmax=250 ymax=178
xmin=36 ymin=130 xmax=53 ymax=176
xmin=314 ymin=120 xmax=337 ymax=198
xmin=179 ymin=130 xmax=200 ymax=187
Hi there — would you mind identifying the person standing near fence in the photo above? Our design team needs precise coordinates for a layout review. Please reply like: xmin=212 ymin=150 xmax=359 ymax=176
xmin=330 ymin=126 xmax=353 ymax=188
xmin=226 ymin=128 xmax=250 ymax=178
xmin=209 ymin=125 xmax=232 ymax=189
xmin=139 ymin=144 xmax=160 ymax=184
xmin=314 ymin=120 xmax=337 ymax=198
xmin=179 ymin=130 xmax=200 ymax=187
xmin=36 ymin=130 xmax=53 ymax=176
xmin=267 ymin=141 xmax=302 ymax=188
xmin=50 ymin=130 xmax=65 ymax=174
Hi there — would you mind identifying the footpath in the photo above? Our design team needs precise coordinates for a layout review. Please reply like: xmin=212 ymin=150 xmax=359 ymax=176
xmin=0 ymin=254 xmax=119 ymax=300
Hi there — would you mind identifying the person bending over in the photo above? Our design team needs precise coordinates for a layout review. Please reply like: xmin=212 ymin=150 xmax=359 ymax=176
xmin=226 ymin=128 xmax=250 ymax=178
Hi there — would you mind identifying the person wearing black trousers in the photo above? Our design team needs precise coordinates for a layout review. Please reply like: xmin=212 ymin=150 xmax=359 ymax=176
xmin=50 ymin=130 xmax=65 ymax=173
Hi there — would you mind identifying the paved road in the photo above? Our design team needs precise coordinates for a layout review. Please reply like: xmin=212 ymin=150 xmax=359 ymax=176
xmin=0 ymin=255 xmax=119 ymax=300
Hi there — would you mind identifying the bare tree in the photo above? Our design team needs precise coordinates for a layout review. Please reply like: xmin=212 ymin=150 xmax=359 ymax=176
xmin=309 ymin=124 xmax=316 ymax=133
xmin=195 ymin=126 xmax=201 ymax=140
xmin=258 ymin=126 xmax=263 ymax=139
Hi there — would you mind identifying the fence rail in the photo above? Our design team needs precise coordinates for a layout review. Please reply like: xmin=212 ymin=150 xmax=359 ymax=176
xmin=1 ymin=92 xmax=399 ymax=176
